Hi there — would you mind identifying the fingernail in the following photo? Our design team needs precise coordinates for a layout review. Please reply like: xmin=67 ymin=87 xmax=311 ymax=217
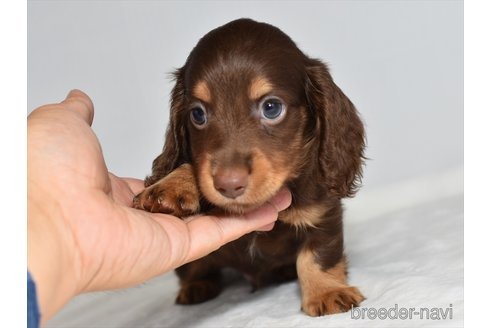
xmin=269 ymin=188 xmax=292 ymax=212
xmin=66 ymin=89 xmax=79 ymax=98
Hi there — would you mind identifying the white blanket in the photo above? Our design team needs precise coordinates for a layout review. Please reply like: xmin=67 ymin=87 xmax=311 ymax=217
xmin=47 ymin=178 xmax=463 ymax=328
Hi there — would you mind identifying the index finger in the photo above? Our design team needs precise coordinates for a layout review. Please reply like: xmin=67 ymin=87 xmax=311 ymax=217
xmin=183 ymin=188 xmax=292 ymax=263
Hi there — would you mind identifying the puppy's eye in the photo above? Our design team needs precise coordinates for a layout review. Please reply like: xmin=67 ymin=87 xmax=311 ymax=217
xmin=260 ymin=97 xmax=286 ymax=123
xmin=190 ymin=106 xmax=207 ymax=128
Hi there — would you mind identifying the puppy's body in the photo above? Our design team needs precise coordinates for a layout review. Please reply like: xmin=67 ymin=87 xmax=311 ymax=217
xmin=134 ymin=19 xmax=365 ymax=316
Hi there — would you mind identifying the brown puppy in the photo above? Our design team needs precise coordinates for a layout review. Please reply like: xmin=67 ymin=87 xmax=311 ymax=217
xmin=134 ymin=18 xmax=366 ymax=316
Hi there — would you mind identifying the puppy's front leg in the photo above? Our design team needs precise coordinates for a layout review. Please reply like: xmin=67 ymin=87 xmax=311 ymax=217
xmin=133 ymin=164 xmax=200 ymax=217
xmin=297 ymin=233 xmax=365 ymax=316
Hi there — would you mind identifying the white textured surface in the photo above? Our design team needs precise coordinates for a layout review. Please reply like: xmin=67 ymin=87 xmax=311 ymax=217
xmin=46 ymin=173 xmax=463 ymax=328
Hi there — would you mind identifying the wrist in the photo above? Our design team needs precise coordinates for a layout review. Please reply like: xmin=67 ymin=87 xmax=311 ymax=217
xmin=27 ymin=188 xmax=82 ymax=325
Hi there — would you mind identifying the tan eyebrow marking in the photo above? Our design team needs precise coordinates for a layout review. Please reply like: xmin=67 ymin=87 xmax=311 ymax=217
xmin=249 ymin=77 xmax=273 ymax=100
xmin=192 ymin=80 xmax=211 ymax=103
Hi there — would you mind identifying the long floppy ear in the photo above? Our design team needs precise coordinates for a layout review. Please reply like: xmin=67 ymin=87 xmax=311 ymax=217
xmin=145 ymin=68 xmax=190 ymax=187
xmin=306 ymin=59 xmax=365 ymax=198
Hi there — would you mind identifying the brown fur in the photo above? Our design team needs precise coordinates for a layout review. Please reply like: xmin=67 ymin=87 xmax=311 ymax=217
xmin=134 ymin=163 xmax=200 ymax=216
xmin=134 ymin=18 xmax=366 ymax=316
xmin=278 ymin=203 xmax=327 ymax=230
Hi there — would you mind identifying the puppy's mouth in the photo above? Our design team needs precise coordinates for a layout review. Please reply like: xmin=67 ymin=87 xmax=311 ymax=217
xmin=201 ymin=183 xmax=281 ymax=215
xmin=196 ymin=151 xmax=289 ymax=214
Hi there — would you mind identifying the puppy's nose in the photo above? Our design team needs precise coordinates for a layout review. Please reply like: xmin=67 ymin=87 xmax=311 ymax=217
xmin=213 ymin=167 xmax=249 ymax=199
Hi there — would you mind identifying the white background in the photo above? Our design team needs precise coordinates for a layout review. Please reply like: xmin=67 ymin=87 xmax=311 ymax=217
xmin=28 ymin=0 xmax=463 ymax=201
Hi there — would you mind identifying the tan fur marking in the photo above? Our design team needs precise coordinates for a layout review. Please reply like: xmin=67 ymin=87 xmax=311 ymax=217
xmin=193 ymin=81 xmax=211 ymax=103
xmin=279 ymin=204 xmax=327 ymax=229
xmin=249 ymin=77 xmax=273 ymax=100
xmin=297 ymin=249 xmax=346 ymax=293
xmin=197 ymin=148 xmax=289 ymax=213
xmin=133 ymin=163 xmax=200 ymax=216
xmin=297 ymin=249 xmax=364 ymax=316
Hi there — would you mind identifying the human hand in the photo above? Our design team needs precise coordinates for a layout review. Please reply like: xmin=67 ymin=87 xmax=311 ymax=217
xmin=27 ymin=90 xmax=291 ymax=324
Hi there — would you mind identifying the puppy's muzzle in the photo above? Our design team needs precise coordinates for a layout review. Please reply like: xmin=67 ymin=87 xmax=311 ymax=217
xmin=213 ymin=166 xmax=249 ymax=199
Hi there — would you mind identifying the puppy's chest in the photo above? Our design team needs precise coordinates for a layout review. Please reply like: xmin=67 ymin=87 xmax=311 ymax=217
xmin=214 ymin=220 xmax=302 ymax=269
xmin=243 ymin=204 xmax=328 ymax=260
xmin=213 ymin=204 xmax=330 ymax=270
xmin=277 ymin=203 xmax=328 ymax=229
xmin=245 ymin=224 xmax=303 ymax=261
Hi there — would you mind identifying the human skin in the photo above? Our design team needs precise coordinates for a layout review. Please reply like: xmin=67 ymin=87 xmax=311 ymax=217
xmin=27 ymin=90 xmax=291 ymax=325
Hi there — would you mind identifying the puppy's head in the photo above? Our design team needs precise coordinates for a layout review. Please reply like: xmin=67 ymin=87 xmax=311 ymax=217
xmin=160 ymin=19 xmax=365 ymax=213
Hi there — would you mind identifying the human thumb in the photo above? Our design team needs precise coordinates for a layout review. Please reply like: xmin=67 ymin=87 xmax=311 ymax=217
xmin=62 ymin=89 xmax=95 ymax=125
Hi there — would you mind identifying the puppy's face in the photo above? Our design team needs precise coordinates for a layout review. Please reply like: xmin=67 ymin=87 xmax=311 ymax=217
xmin=178 ymin=21 xmax=315 ymax=212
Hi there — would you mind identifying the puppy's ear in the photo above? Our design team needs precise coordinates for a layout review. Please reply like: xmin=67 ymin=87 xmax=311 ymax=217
xmin=306 ymin=59 xmax=365 ymax=198
xmin=145 ymin=68 xmax=190 ymax=187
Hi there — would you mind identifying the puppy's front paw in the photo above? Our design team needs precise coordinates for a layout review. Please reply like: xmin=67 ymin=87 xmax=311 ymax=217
xmin=302 ymin=286 xmax=365 ymax=316
xmin=133 ymin=164 xmax=200 ymax=217
xmin=175 ymin=280 xmax=222 ymax=305
xmin=133 ymin=183 xmax=199 ymax=216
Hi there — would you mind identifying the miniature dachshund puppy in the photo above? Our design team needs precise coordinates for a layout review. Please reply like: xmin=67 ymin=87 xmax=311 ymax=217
xmin=134 ymin=18 xmax=366 ymax=316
